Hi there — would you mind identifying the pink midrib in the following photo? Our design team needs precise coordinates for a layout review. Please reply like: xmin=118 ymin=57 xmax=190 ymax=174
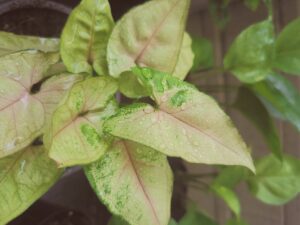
xmin=122 ymin=141 xmax=161 ymax=225
xmin=134 ymin=0 xmax=182 ymax=66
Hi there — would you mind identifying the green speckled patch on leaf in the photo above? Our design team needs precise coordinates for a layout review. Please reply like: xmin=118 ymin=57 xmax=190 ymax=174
xmin=85 ymin=140 xmax=173 ymax=225
xmin=45 ymin=77 xmax=118 ymax=167
xmin=80 ymin=124 xmax=102 ymax=148
xmin=105 ymin=69 xmax=255 ymax=171
xmin=171 ymin=90 xmax=188 ymax=107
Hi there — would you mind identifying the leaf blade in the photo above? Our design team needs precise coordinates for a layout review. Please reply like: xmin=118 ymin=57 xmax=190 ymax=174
xmin=107 ymin=0 xmax=191 ymax=77
xmin=85 ymin=140 xmax=173 ymax=225
xmin=224 ymin=20 xmax=275 ymax=83
xmin=61 ymin=0 xmax=114 ymax=75
xmin=105 ymin=68 xmax=254 ymax=171
xmin=0 ymin=145 xmax=62 ymax=224
xmin=46 ymin=77 xmax=118 ymax=167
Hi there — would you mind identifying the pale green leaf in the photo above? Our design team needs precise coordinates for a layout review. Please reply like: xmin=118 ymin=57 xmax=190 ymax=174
xmin=85 ymin=140 xmax=173 ymax=225
xmin=173 ymin=33 xmax=194 ymax=80
xmin=61 ymin=0 xmax=114 ymax=75
xmin=224 ymin=20 xmax=275 ymax=83
xmin=248 ymin=154 xmax=300 ymax=205
xmin=179 ymin=207 xmax=218 ymax=225
xmin=190 ymin=36 xmax=214 ymax=72
xmin=211 ymin=184 xmax=241 ymax=217
xmin=234 ymin=86 xmax=282 ymax=159
xmin=273 ymin=18 xmax=300 ymax=75
xmin=0 ymin=145 xmax=62 ymax=224
xmin=0 ymin=51 xmax=81 ymax=158
xmin=249 ymin=73 xmax=300 ymax=132
xmin=46 ymin=77 xmax=118 ymax=167
xmin=105 ymin=67 xmax=254 ymax=171
xmin=107 ymin=0 xmax=191 ymax=77
xmin=0 ymin=31 xmax=59 ymax=57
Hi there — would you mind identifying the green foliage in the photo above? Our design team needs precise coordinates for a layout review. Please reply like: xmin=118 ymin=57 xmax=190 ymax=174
xmin=190 ymin=35 xmax=214 ymax=72
xmin=61 ymin=0 xmax=114 ymax=75
xmin=244 ymin=0 xmax=260 ymax=11
xmin=0 ymin=0 xmax=300 ymax=224
xmin=211 ymin=184 xmax=241 ymax=217
xmin=0 ymin=31 xmax=59 ymax=57
xmin=213 ymin=166 xmax=250 ymax=189
xmin=273 ymin=18 xmax=300 ymax=75
xmin=105 ymin=67 xmax=254 ymax=170
xmin=107 ymin=0 xmax=190 ymax=77
xmin=0 ymin=145 xmax=62 ymax=225
xmin=85 ymin=140 xmax=173 ymax=225
xmin=248 ymin=154 xmax=300 ymax=205
xmin=249 ymin=73 xmax=300 ymax=132
xmin=45 ymin=77 xmax=118 ymax=167
xmin=234 ymin=86 xmax=282 ymax=159
xmin=224 ymin=20 xmax=275 ymax=83
xmin=179 ymin=207 xmax=218 ymax=225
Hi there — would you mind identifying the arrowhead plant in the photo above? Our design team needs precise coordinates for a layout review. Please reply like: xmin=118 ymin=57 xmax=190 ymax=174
xmin=1 ymin=0 xmax=300 ymax=225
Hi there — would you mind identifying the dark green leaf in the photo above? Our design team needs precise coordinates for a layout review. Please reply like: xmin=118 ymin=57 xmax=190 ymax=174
xmin=190 ymin=36 xmax=214 ymax=72
xmin=213 ymin=166 xmax=250 ymax=189
xmin=273 ymin=18 xmax=300 ymax=75
xmin=108 ymin=216 xmax=129 ymax=225
xmin=244 ymin=0 xmax=260 ymax=11
xmin=211 ymin=184 xmax=241 ymax=217
xmin=248 ymin=154 xmax=300 ymax=205
xmin=224 ymin=20 xmax=275 ymax=83
xmin=179 ymin=207 xmax=218 ymax=225
xmin=234 ymin=86 xmax=282 ymax=159
xmin=249 ymin=73 xmax=300 ymax=132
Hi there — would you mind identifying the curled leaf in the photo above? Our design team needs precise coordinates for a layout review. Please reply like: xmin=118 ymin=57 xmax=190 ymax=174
xmin=61 ymin=0 xmax=114 ymax=75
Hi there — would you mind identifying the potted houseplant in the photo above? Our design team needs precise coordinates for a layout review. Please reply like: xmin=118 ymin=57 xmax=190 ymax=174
xmin=1 ymin=0 xmax=300 ymax=225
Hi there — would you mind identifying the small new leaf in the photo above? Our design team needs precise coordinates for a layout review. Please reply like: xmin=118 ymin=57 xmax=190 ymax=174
xmin=61 ymin=0 xmax=114 ymax=75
